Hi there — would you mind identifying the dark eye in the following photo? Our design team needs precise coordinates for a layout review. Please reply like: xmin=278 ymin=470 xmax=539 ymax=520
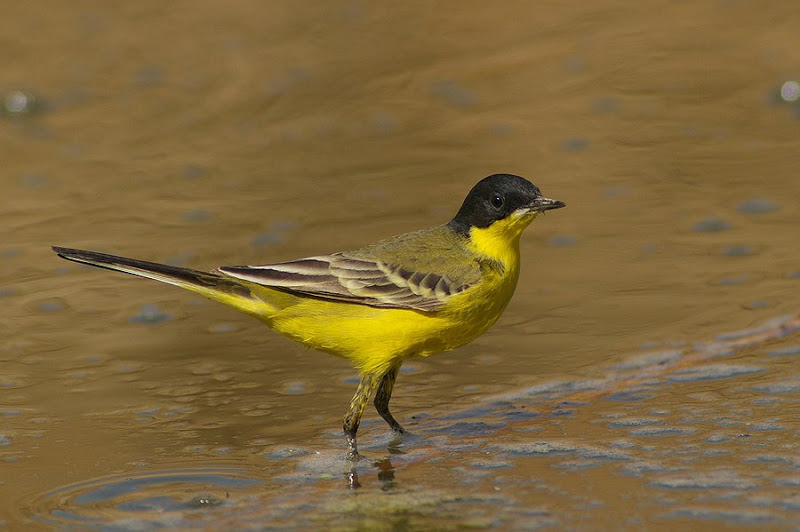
xmin=490 ymin=194 xmax=504 ymax=209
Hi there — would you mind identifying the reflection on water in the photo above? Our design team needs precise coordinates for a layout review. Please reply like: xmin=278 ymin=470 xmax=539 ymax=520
xmin=19 ymin=316 xmax=800 ymax=529
xmin=30 ymin=468 xmax=257 ymax=529
xmin=3 ymin=0 xmax=800 ymax=529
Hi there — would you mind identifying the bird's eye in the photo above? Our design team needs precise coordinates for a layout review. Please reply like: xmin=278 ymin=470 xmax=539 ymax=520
xmin=490 ymin=194 xmax=504 ymax=209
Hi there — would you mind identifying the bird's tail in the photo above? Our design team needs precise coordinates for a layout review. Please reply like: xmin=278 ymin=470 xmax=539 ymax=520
xmin=52 ymin=246 xmax=268 ymax=316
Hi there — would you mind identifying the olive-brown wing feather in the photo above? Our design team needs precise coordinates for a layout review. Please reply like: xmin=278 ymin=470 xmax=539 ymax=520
xmin=216 ymin=254 xmax=472 ymax=312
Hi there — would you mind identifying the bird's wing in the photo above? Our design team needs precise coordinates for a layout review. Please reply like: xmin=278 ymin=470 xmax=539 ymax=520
xmin=216 ymin=253 xmax=477 ymax=312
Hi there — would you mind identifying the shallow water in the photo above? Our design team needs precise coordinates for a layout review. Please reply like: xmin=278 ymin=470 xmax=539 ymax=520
xmin=3 ymin=2 xmax=800 ymax=530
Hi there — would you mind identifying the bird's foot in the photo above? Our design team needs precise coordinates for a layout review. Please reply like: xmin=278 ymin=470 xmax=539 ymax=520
xmin=346 ymin=434 xmax=361 ymax=461
xmin=387 ymin=427 xmax=410 ymax=454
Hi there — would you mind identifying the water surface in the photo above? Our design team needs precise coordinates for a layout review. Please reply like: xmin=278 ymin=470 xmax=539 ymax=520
xmin=2 ymin=2 xmax=800 ymax=529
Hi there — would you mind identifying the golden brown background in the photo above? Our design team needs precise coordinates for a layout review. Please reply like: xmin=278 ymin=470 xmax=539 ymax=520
xmin=3 ymin=1 xmax=800 ymax=529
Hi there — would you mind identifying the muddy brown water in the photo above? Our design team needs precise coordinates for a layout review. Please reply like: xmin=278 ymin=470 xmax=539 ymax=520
xmin=2 ymin=2 xmax=800 ymax=530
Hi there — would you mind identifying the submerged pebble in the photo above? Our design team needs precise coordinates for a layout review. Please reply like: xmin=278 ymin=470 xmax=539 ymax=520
xmin=743 ymin=300 xmax=770 ymax=310
xmin=129 ymin=304 xmax=173 ymax=324
xmin=373 ymin=110 xmax=399 ymax=134
xmin=562 ymin=137 xmax=590 ymax=152
xmin=37 ymin=300 xmax=65 ymax=312
xmin=722 ymin=245 xmax=754 ymax=257
xmin=602 ymin=186 xmax=631 ymax=198
xmin=429 ymin=80 xmax=477 ymax=108
xmin=208 ymin=323 xmax=236 ymax=334
xmin=252 ymin=220 xmax=297 ymax=247
xmin=281 ymin=382 xmax=307 ymax=395
xmin=592 ymin=96 xmax=620 ymax=114
xmin=182 ymin=210 xmax=213 ymax=223
xmin=183 ymin=164 xmax=208 ymax=179
xmin=737 ymin=198 xmax=778 ymax=214
xmin=135 ymin=65 xmax=165 ymax=86
xmin=22 ymin=174 xmax=47 ymax=188
xmin=548 ymin=235 xmax=578 ymax=247
xmin=693 ymin=217 xmax=731 ymax=232
xmin=714 ymin=273 xmax=757 ymax=286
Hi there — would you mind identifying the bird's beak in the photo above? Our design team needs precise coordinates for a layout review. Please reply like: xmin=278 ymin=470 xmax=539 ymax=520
xmin=527 ymin=196 xmax=566 ymax=213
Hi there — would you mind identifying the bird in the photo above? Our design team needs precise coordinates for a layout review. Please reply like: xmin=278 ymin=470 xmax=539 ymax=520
xmin=53 ymin=173 xmax=565 ymax=458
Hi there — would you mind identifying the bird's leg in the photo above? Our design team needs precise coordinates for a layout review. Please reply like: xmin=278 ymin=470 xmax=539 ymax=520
xmin=343 ymin=373 xmax=378 ymax=460
xmin=374 ymin=363 xmax=405 ymax=434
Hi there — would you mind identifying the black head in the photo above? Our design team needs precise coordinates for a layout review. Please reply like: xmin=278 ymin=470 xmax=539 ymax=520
xmin=448 ymin=174 xmax=565 ymax=235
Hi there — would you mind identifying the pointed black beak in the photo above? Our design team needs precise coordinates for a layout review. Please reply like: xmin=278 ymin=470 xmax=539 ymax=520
xmin=528 ymin=196 xmax=566 ymax=213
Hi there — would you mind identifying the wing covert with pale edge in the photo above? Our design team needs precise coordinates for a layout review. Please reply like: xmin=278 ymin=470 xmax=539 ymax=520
xmin=217 ymin=226 xmax=482 ymax=312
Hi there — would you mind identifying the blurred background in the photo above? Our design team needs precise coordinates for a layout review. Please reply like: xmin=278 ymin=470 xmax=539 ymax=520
xmin=3 ymin=1 xmax=800 ymax=529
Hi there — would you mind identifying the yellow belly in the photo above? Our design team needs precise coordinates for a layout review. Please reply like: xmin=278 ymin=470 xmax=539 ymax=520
xmin=246 ymin=267 xmax=518 ymax=376
xmin=202 ymin=222 xmax=527 ymax=377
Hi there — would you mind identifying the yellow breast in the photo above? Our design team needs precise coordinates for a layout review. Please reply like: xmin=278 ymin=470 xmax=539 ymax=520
xmin=248 ymin=213 xmax=535 ymax=376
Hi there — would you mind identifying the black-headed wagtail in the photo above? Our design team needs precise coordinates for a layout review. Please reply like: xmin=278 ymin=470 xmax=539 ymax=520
xmin=53 ymin=173 xmax=565 ymax=458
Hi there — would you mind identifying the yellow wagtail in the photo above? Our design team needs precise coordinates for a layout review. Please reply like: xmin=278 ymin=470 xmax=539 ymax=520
xmin=53 ymin=173 xmax=565 ymax=458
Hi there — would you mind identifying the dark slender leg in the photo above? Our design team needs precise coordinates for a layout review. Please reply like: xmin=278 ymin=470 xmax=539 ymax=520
xmin=343 ymin=373 xmax=378 ymax=460
xmin=373 ymin=364 xmax=405 ymax=434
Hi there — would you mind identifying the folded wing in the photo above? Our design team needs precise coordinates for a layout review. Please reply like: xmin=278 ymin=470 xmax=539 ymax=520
xmin=217 ymin=253 xmax=473 ymax=312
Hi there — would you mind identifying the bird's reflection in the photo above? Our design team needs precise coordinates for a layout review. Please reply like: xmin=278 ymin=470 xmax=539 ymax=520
xmin=345 ymin=457 xmax=396 ymax=490
xmin=375 ymin=458 xmax=396 ymax=490
xmin=345 ymin=466 xmax=361 ymax=490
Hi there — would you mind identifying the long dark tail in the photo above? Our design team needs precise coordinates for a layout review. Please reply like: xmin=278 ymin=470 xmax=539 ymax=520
xmin=52 ymin=246 xmax=256 ymax=306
